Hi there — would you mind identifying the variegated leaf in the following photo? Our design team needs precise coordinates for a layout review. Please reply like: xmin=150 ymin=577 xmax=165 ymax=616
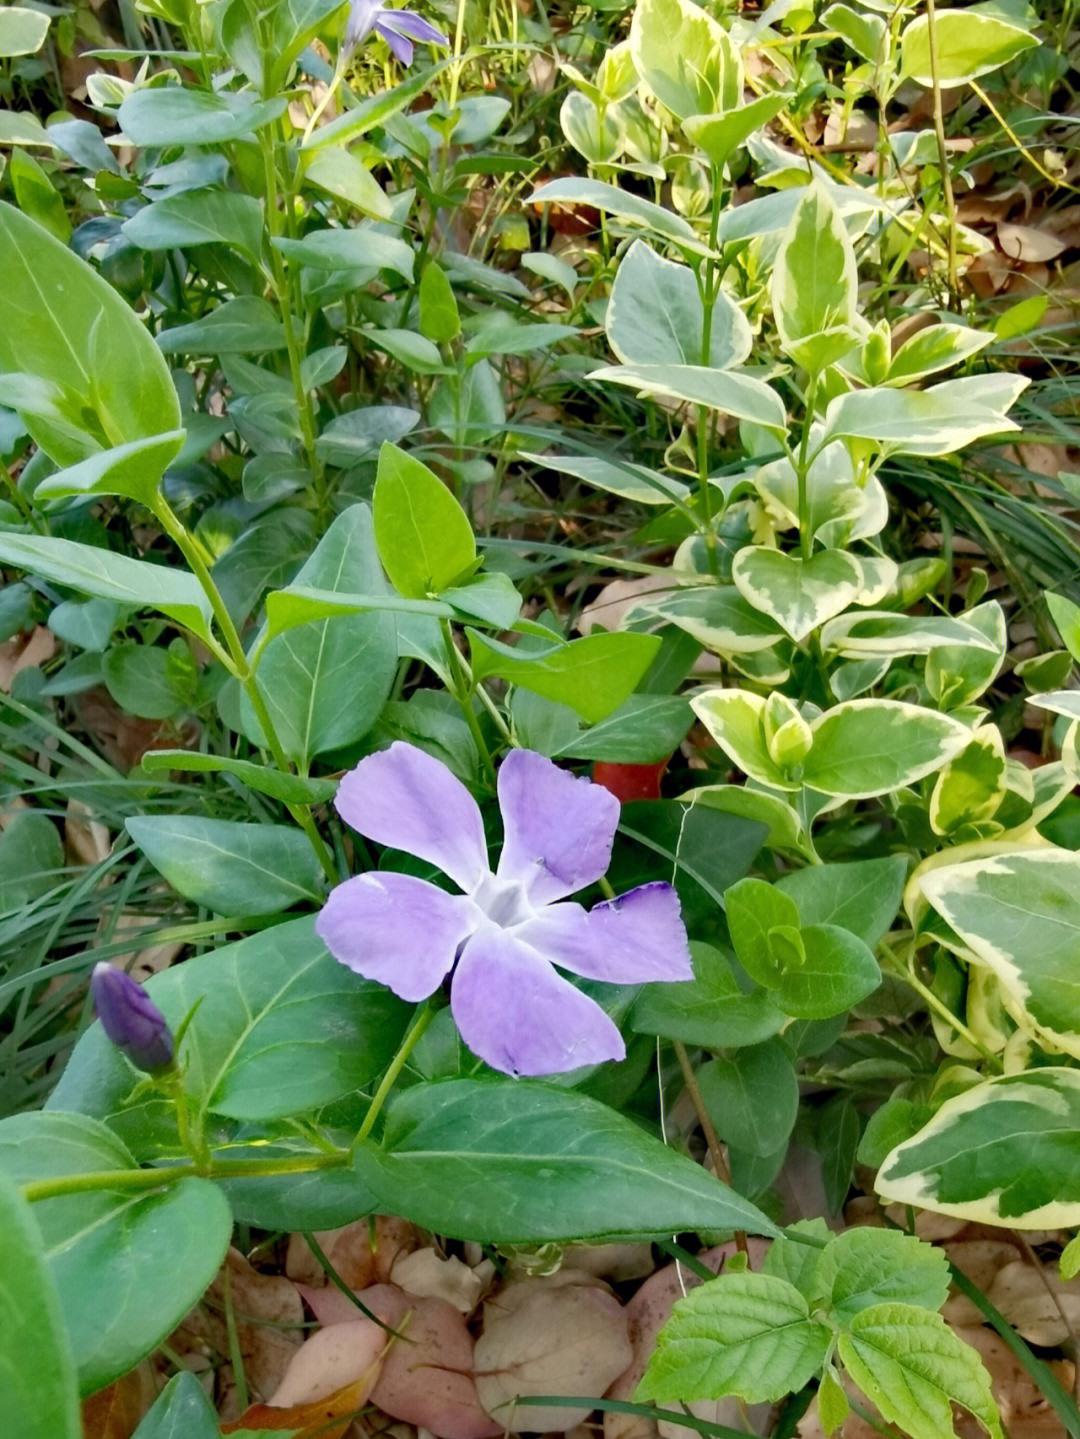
xmin=732 ymin=548 xmax=863 ymax=643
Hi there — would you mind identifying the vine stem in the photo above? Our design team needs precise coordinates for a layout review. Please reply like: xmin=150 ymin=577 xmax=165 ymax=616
xmin=672 ymin=1040 xmax=749 ymax=1258
xmin=21 ymin=1150 xmax=350 ymax=1203
xmin=151 ymin=496 xmax=338 ymax=884
xmin=352 ymin=1000 xmax=438 ymax=1150
xmin=440 ymin=619 xmax=497 ymax=782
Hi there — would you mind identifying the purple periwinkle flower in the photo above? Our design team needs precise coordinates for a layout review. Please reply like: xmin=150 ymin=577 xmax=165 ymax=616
xmin=90 ymin=962 xmax=175 ymax=1071
xmin=316 ymin=743 xmax=693 ymax=1077
xmin=343 ymin=0 xmax=448 ymax=66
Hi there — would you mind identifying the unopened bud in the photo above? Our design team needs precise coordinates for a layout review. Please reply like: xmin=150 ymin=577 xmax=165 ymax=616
xmin=90 ymin=963 xmax=174 ymax=1071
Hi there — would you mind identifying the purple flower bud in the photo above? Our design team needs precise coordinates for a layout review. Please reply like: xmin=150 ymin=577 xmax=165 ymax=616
xmin=90 ymin=963 xmax=175 ymax=1071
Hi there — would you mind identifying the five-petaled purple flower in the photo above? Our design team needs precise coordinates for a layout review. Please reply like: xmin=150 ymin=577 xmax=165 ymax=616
xmin=90 ymin=963 xmax=175 ymax=1071
xmin=316 ymin=743 xmax=693 ymax=1077
xmin=344 ymin=0 xmax=448 ymax=65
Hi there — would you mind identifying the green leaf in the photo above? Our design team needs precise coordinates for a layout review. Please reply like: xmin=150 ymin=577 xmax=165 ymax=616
xmin=140 ymin=751 xmax=338 ymax=806
xmin=815 ymin=1095 xmax=860 ymax=1214
xmin=0 ymin=6 xmax=50 ymax=56
xmin=772 ymin=184 xmax=857 ymax=366
xmin=125 ymin=814 xmax=322 ymax=915
xmin=239 ymin=504 xmax=397 ymax=763
xmin=726 ymin=877 xmax=801 ymax=988
xmin=302 ymin=62 xmax=448 ymax=152
xmin=33 ymin=430 xmax=185 ymax=506
xmin=131 ymin=1372 xmax=220 ymax=1439
xmin=0 ymin=1170 xmax=80 ymax=1439
xmin=619 ymin=800 xmax=767 ymax=910
xmin=264 ymin=587 xmax=450 ymax=638
xmin=123 ymin=190 xmax=264 ymax=262
xmin=274 ymin=225 xmax=414 ymax=279
xmin=418 ymin=262 xmax=461 ymax=342
xmin=631 ymin=941 xmax=785 ymax=1049
xmin=776 ymin=856 xmax=907 ymax=948
xmin=303 ymin=147 xmax=393 ymax=219
xmin=819 ymin=1228 xmax=950 ymax=1320
xmin=801 ymin=700 xmax=970 ymax=799
xmin=365 ymin=1078 xmax=779 ymax=1242
xmin=589 ymin=362 xmax=788 ymax=432
xmin=629 ymin=0 xmax=736 ymax=121
xmin=441 ymin=571 xmax=522 ymax=630
xmin=731 ymin=547 xmax=864 ymax=644
xmin=0 ymin=811 xmax=64 ymax=911
xmin=838 ymin=1304 xmax=1003 ymax=1439
xmin=551 ymin=694 xmax=694 ymax=764
xmin=1047 ymin=592 xmax=1080 ymax=664
xmin=778 ymin=925 xmax=881 ymax=1019
xmin=518 ymin=449 xmax=690 ymax=506
xmin=901 ymin=8 xmax=1039 ymax=87
xmin=919 ymin=851 xmax=1080 ymax=1055
xmin=683 ymin=93 xmax=792 ymax=173
xmin=697 ymin=1040 xmax=799 ymax=1157
xmin=315 ymin=405 xmax=418 ymax=465
xmin=373 ymin=442 xmax=476 ymax=598
xmin=9 ymin=148 xmax=70 ymax=243
xmin=822 ymin=3 xmax=885 ymax=62
xmin=158 ymin=296 xmax=286 ymax=356
xmin=0 ymin=1113 xmax=231 ymax=1395
xmin=636 ymin=1271 xmax=831 ymax=1404
xmin=0 ymin=200 xmax=181 ymax=462
xmin=824 ymin=376 xmax=1027 ymax=458
xmin=818 ymin=1367 xmax=850 ymax=1436
xmin=530 ymin=176 xmax=703 ymax=251
xmin=104 ymin=640 xmax=196 ymax=720
xmin=118 ymin=87 xmax=288 ymax=145
xmin=49 ymin=917 xmax=411 ymax=1139
xmin=607 ymin=241 xmax=751 ymax=369
xmin=468 ymin=629 xmax=661 ymax=723
xmin=0 ymin=533 xmax=214 ymax=642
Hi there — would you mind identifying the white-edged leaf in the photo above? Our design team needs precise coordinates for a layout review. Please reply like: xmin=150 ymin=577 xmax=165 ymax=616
xmin=607 ymin=241 xmax=751 ymax=369
xmin=590 ymin=362 xmax=787 ymax=431
xmin=802 ymin=700 xmax=970 ymax=798
xmin=732 ymin=548 xmax=863 ymax=643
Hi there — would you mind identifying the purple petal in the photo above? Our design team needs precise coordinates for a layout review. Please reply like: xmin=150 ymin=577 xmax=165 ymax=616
xmin=334 ymin=742 xmax=488 ymax=893
xmin=344 ymin=0 xmax=380 ymax=51
xmin=495 ymin=749 xmax=619 ymax=904
xmin=376 ymin=18 xmax=414 ymax=65
xmin=316 ymin=871 xmax=475 ymax=1001
xmin=380 ymin=9 xmax=448 ymax=44
xmin=517 ymin=883 xmax=693 ymax=984
xmin=450 ymin=924 xmax=625 ymax=1076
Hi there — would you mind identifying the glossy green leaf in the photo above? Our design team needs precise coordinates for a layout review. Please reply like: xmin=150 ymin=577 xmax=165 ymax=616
xmin=631 ymin=941 xmax=785 ymax=1049
xmin=877 ymin=1068 xmax=1080 ymax=1228
xmin=802 ymin=701 xmax=969 ymax=799
xmin=141 ymin=751 xmax=338 ymax=806
xmin=123 ymin=190 xmax=263 ymax=261
xmin=0 ymin=811 xmax=64 ymax=911
xmin=126 ymin=814 xmax=322 ymax=915
xmin=518 ymin=449 xmax=689 ymax=506
xmin=837 ymin=1305 xmax=1003 ymax=1439
xmin=33 ymin=430 xmax=185 ymax=506
xmin=901 ymin=8 xmax=1038 ymax=87
xmin=373 ymin=442 xmax=476 ymax=598
xmin=732 ymin=547 xmax=863 ymax=643
xmin=629 ymin=0 xmax=735 ymax=121
xmin=131 ymin=1372 xmax=220 ymax=1439
xmin=418 ymin=262 xmax=461 ymax=342
xmin=49 ymin=917 xmax=411 ymax=1141
xmin=118 ymin=87 xmax=288 ymax=145
xmin=726 ymin=878 xmax=801 ymax=988
xmin=822 ymin=3 xmax=885 ymax=62
xmin=530 ymin=176 xmax=702 ymax=250
xmin=698 ymin=1041 xmax=799 ymax=1156
xmin=0 ymin=200 xmax=181 ymax=462
xmin=773 ymin=925 xmax=881 ymax=1019
xmin=590 ymin=363 xmax=788 ymax=432
xmin=274 ymin=225 xmax=414 ymax=278
xmin=550 ymin=694 xmax=693 ymax=764
xmin=607 ymin=241 xmax=751 ymax=369
xmin=0 ymin=1170 xmax=80 ymax=1439
xmin=158 ymin=296 xmax=286 ymax=356
xmin=104 ymin=641 xmax=196 ymax=720
xmin=918 ymin=850 xmax=1080 ymax=1055
xmin=315 ymin=405 xmax=418 ymax=465
xmin=684 ymin=93 xmax=792 ymax=172
xmin=240 ymin=504 xmax=397 ymax=762
xmin=304 ymin=147 xmax=393 ymax=219
xmin=0 ymin=533 xmax=214 ymax=642
xmin=637 ymin=1272 xmax=830 ymax=1404
xmin=469 ymin=628 xmax=660 ymax=723
xmin=365 ymin=1078 xmax=779 ymax=1242
xmin=777 ymin=857 xmax=907 ymax=948
xmin=0 ymin=7 xmax=50 ymax=56
xmin=772 ymin=184 xmax=857 ymax=365
xmin=0 ymin=1113 xmax=231 ymax=1395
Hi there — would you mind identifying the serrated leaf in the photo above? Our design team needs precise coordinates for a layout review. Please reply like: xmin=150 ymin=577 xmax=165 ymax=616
xmin=837 ymin=1304 xmax=1003 ymax=1439
xmin=636 ymin=1271 xmax=830 ymax=1404
xmin=819 ymin=1228 xmax=950 ymax=1320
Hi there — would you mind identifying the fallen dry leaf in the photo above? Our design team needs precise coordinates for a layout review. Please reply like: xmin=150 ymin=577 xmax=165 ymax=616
xmin=389 ymin=1247 xmax=487 ymax=1314
xmin=475 ymin=1272 xmax=632 ymax=1433
xmin=81 ymin=1360 xmax=158 ymax=1439
xmin=986 ymin=1256 xmax=1080 ymax=1346
xmin=0 ymin=625 xmax=55 ymax=691
xmin=287 ymin=1216 xmax=423 ymax=1290
xmin=223 ymin=1373 xmax=376 ymax=1438
xmin=269 ymin=1319 xmax=388 ymax=1409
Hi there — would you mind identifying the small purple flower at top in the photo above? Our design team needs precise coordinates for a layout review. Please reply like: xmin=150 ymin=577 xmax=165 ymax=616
xmin=316 ymin=743 xmax=694 ymax=1077
xmin=90 ymin=963 xmax=175 ymax=1072
xmin=343 ymin=0 xmax=448 ymax=66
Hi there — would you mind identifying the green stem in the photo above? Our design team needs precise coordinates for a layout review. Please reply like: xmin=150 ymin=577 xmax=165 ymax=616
xmin=880 ymin=941 xmax=1003 ymax=1071
xmin=22 ymin=1150 xmax=350 ymax=1203
xmin=352 ymin=1000 xmax=438 ymax=1150
xmin=151 ymin=497 xmax=338 ymax=884
xmin=924 ymin=0 xmax=959 ymax=307
xmin=694 ymin=164 xmax=726 ymax=578
xmin=440 ymin=619 xmax=497 ymax=782
xmin=795 ymin=375 xmax=818 ymax=559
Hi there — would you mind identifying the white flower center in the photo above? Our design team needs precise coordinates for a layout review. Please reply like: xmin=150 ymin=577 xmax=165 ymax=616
xmin=471 ymin=872 xmax=536 ymax=929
